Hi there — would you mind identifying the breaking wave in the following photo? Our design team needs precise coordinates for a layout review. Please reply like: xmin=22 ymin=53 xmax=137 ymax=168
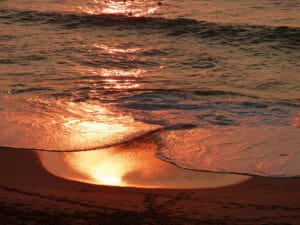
xmin=0 ymin=9 xmax=299 ymax=50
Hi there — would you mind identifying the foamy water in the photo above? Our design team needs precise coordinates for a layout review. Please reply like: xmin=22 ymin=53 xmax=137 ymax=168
xmin=0 ymin=0 xmax=299 ymax=185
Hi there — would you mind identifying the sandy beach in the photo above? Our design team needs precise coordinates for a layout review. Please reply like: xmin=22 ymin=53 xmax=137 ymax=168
xmin=1 ymin=147 xmax=299 ymax=225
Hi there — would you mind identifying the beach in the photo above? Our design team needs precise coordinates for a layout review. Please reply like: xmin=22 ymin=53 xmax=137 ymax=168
xmin=1 ymin=1 xmax=299 ymax=224
xmin=1 ymin=148 xmax=300 ymax=225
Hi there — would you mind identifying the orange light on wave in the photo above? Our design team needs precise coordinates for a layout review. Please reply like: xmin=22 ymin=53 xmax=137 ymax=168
xmin=99 ymin=68 xmax=145 ymax=78
xmin=79 ymin=0 xmax=160 ymax=17
xmin=76 ymin=67 xmax=145 ymax=78
xmin=0 ymin=96 xmax=162 ymax=151
xmin=93 ymin=43 xmax=141 ymax=54
xmin=102 ymin=78 xmax=140 ymax=89
xmin=100 ymin=68 xmax=142 ymax=89
xmin=76 ymin=67 xmax=145 ymax=90
xmin=59 ymin=101 xmax=161 ymax=150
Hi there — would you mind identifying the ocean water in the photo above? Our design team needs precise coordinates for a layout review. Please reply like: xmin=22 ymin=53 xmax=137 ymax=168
xmin=0 ymin=0 xmax=299 ymax=179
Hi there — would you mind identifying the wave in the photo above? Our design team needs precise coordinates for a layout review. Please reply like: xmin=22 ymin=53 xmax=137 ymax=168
xmin=0 ymin=95 xmax=298 ymax=177
xmin=2 ymin=85 xmax=299 ymax=107
xmin=1 ymin=9 xmax=299 ymax=49
xmin=0 ymin=130 xmax=157 ymax=153
xmin=106 ymin=89 xmax=299 ymax=107
xmin=0 ymin=97 xmax=162 ymax=151
xmin=1 ymin=124 xmax=299 ymax=178
xmin=155 ymin=125 xmax=300 ymax=178
xmin=0 ymin=89 xmax=297 ymax=150
xmin=118 ymin=89 xmax=300 ymax=111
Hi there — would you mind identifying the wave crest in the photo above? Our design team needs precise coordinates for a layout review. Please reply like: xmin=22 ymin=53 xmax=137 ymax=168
xmin=1 ymin=9 xmax=299 ymax=49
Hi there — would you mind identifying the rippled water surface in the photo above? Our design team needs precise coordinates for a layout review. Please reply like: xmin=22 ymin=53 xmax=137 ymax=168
xmin=0 ymin=0 xmax=299 ymax=186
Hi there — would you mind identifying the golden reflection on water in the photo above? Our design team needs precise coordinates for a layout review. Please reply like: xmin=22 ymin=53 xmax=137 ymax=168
xmin=76 ymin=66 xmax=144 ymax=90
xmin=77 ymin=66 xmax=144 ymax=77
xmin=0 ymin=97 xmax=161 ymax=150
xmin=93 ymin=43 xmax=141 ymax=54
xmin=39 ymin=137 xmax=249 ymax=189
xmin=79 ymin=0 xmax=159 ymax=16
xmin=58 ymin=101 xmax=161 ymax=150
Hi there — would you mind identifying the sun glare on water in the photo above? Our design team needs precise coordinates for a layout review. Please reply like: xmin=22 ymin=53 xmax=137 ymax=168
xmin=79 ymin=0 xmax=160 ymax=17
xmin=98 ymin=176 xmax=121 ymax=186
xmin=38 ymin=137 xmax=250 ymax=189
xmin=65 ymin=151 xmax=128 ymax=186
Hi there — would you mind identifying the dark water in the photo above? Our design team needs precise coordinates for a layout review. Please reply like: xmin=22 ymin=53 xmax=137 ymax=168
xmin=0 ymin=0 xmax=299 ymax=178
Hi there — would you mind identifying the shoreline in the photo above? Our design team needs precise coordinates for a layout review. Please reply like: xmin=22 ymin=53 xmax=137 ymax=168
xmin=1 ymin=148 xmax=300 ymax=224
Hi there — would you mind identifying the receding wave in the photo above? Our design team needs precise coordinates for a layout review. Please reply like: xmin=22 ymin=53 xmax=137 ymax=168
xmin=1 ymin=124 xmax=299 ymax=178
xmin=1 ymin=9 xmax=299 ymax=49
xmin=155 ymin=126 xmax=300 ymax=178
xmin=0 ymin=97 xmax=162 ymax=151
xmin=0 ymin=94 xmax=299 ymax=178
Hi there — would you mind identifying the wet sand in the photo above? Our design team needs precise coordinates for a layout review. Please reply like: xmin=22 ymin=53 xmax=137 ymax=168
xmin=0 ymin=147 xmax=300 ymax=225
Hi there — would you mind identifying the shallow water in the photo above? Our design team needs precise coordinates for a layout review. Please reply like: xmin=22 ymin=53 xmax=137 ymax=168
xmin=0 ymin=0 xmax=299 ymax=182
xmin=38 ymin=136 xmax=249 ymax=189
